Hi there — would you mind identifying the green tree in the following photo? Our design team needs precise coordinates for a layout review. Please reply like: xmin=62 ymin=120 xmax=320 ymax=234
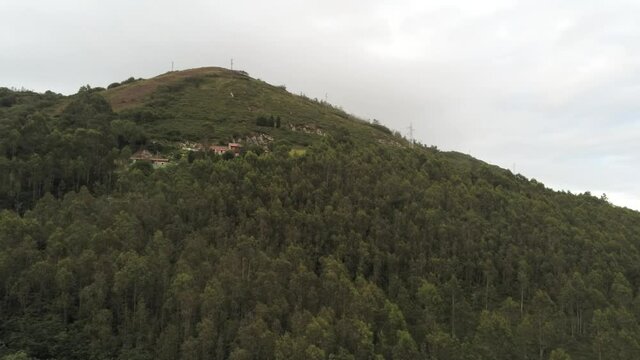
xmin=549 ymin=348 xmax=571 ymax=360
xmin=392 ymin=330 xmax=419 ymax=360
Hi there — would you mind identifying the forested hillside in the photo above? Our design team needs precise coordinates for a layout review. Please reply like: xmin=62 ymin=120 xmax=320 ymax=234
xmin=1 ymin=70 xmax=640 ymax=360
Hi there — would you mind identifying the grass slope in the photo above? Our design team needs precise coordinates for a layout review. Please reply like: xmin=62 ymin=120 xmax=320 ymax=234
xmin=100 ymin=67 xmax=403 ymax=150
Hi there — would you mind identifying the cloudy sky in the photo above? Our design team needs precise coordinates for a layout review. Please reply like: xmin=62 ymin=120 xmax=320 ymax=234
xmin=2 ymin=0 xmax=639 ymax=210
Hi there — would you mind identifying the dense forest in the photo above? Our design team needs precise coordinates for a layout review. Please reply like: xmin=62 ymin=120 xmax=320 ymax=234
xmin=1 ymin=70 xmax=640 ymax=360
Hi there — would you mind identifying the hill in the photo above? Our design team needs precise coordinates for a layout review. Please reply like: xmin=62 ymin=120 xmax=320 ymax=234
xmin=101 ymin=67 xmax=403 ymax=151
xmin=1 ymin=68 xmax=640 ymax=360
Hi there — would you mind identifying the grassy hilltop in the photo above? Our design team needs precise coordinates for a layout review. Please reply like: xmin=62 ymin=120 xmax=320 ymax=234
xmin=99 ymin=67 xmax=402 ymax=150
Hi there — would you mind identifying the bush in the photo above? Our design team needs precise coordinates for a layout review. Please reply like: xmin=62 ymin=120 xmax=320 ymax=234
xmin=222 ymin=151 xmax=235 ymax=160
xmin=184 ymin=76 xmax=204 ymax=88
xmin=108 ymin=77 xmax=139 ymax=90
xmin=121 ymin=108 xmax=163 ymax=123
xmin=256 ymin=115 xmax=281 ymax=128
xmin=122 ymin=77 xmax=137 ymax=85
xmin=130 ymin=160 xmax=154 ymax=175
xmin=367 ymin=120 xmax=392 ymax=135
xmin=0 ymin=94 xmax=17 ymax=107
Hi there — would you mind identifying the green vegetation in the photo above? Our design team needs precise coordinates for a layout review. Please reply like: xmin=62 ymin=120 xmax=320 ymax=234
xmin=288 ymin=148 xmax=307 ymax=157
xmin=1 ymin=69 xmax=640 ymax=359
xmin=256 ymin=115 xmax=281 ymax=128
xmin=107 ymin=76 xmax=142 ymax=90
xmin=102 ymin=67 xmax=396 ymax=149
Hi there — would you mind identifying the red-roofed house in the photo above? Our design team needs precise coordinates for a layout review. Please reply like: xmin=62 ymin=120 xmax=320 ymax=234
xmin=209 ymin=143 xmax=242 ymax=156
xmin=210 ymin=145 xmax=230 ymax=155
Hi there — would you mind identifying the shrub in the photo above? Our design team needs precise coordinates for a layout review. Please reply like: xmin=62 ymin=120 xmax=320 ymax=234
xmin=256 ymin=115 xmax=281 ymax=128
xmin=256 ymin=115 xmax=274 ymax=127
xmin=130 ymin=160 xmax=154 ymax=175
xmin=0 ymin=94 xmax=17 ymax=107
xmin=122 ymin=77 xmax=137 ymax=85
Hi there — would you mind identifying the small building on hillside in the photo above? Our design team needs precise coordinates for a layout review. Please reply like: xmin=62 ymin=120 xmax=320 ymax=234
xmin=211 ymin=145 xmax=230 ymax=155
xmin=209 ymin=143 xmax=242 ymax=156
xmin=130 ymin=149 xmax=170 ymax=167
xmin=228 ymin=143 xmax=241 ymax=152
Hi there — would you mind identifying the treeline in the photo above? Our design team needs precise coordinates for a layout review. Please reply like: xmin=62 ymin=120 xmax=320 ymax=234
xmin=1 ymin=88 xmax=640 ymax=359
xmin=0 ymin=87 xmax=146 ymax=211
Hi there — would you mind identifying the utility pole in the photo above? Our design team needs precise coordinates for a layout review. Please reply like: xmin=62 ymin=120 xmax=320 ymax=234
xmin=171 ymin=61 xmax=174 ymax=72
xmin=230 ymin=58 xmax=234 ymax=71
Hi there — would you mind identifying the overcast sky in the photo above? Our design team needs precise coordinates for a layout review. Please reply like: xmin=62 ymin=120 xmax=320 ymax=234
xmin=2 ymin=0 xmax=639 ymax=210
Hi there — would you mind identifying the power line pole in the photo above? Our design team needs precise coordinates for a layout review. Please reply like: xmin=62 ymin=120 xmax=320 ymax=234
xmin=230 ymin=58 xmax=234 ymax=71
xmin=171 ymin=61 xmax=174 ymax=72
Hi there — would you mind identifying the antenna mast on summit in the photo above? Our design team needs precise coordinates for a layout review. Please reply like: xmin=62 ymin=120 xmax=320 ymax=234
xmin=230 ymin=58 xmax=234 ymax=71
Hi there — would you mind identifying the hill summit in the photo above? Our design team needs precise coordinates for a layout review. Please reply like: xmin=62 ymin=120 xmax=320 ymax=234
xmin=99 ymin=67 xmax=404 ymax=154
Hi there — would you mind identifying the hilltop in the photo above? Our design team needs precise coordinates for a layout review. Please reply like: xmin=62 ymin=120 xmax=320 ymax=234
xmin=1 ymin=68 xmax=640 ymax=360
xmin=99 ymin=67 xmax=404 ymax=152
